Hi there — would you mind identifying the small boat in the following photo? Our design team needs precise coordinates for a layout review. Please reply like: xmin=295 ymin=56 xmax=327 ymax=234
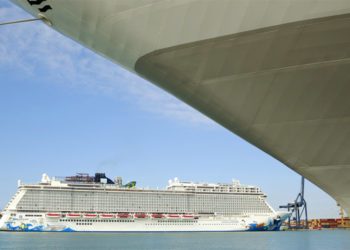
xmin=46 ymin=213 xmax=61 ymax=218
xmin=66 ymin=213 xmax=81 ymax=218
xmin=167 ymin=214 xmax=180 ymax=218
xmin=118 ymin=213 xmax=130 ymax=218
xmin=100 ymin=214 xmax=115 ymax=219
xmin=134 ymin=213 xmax=147 ymax=219
xmin=84 ymin=214 xmax=98 ymax=218
xmin=182 ymin=214 xmax=194 ymax=219
xmin=152 ymin=213 xmax=164 ymax=219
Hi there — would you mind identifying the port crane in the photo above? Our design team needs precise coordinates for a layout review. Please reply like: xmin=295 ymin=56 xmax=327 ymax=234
xmin=280 ymin=176 xmax=308 ymax=229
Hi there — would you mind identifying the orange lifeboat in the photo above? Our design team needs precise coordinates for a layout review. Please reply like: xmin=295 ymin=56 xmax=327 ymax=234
xmin=46 ymin=213 xmax=61 ymax=218
xmin=152 ymin=213 xmax=164 ymax=219
xmin=100 ymin=214 xmax=115 ymax=219
xmin=168 ymin=214 xmax=180 ymax=218
xmin=182 ymin=214 xmax=194 ymax=219
xmin=84 ymin=214 xmax=98 ymax=218
xmin=118 ymin=213 xmax=130 ymax=218
xmin=66 ymin=213 xmax=81 ymax=218
xmin=134 ymin=213 xmax=147 ymax=219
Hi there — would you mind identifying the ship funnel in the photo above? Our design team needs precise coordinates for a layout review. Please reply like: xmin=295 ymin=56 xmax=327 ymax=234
xmin=115 ymin=176 xmax=123 ymax=187
xmin=41 ymin=173 xmax=51 ymax=183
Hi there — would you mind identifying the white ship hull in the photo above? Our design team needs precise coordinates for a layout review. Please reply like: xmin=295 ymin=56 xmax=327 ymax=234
xmin=0 ymin=212 xmax=286 ymax=232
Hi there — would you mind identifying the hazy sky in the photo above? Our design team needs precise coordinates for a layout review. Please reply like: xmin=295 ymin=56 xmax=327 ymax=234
xmin=0 ymin=1 xmax=341 ymax=218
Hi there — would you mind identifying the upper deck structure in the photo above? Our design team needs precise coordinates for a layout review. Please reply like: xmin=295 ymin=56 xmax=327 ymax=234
xmin=11 ymin=0 xmax=350 ymax=213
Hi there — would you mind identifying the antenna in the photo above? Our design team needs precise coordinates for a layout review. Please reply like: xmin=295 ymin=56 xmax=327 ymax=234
xmin=0 ymin=17 xmax=42 ymax=26
xmin=0 ymin=14 xmax=51 ymax=27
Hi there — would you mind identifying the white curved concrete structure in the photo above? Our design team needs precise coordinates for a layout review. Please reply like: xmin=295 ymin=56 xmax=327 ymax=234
xmin=12 ymin=0 xmax=350 ymax=213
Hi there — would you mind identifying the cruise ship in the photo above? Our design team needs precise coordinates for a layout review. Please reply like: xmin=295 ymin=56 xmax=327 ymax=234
xmin=0 ymin=173 xmax=290 ymax=232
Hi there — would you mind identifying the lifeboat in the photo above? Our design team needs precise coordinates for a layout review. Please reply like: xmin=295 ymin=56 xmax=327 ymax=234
xmin=84 ymin=214 xmax=98 ymax=218
xmin=168 ymin=214 xmax=180 ymax=218
xmin=117 ymin=213 xmax=130 ymax=218
xmin=46 ymin=213 xmax=61 ymax=218
xmin=182 ymin=214 xmax=194 ymax=219
xmin=66 ymin=213 xmax=81 ymax=218
xmin=100 ymin=214 xmax=115 ymax=219
xmin=152 ymin=213 xmax=164 ymax=219
xmin=134 ymin=213 xmax=147 ymax=219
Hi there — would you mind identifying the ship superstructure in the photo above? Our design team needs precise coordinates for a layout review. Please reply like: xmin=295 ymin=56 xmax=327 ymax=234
xmin=0 ymin=173 xmax=289 ymax=232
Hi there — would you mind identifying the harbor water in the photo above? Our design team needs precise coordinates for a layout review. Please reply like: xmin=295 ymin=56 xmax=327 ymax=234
xmin=0 ymin=230 xmax=349 ymax=250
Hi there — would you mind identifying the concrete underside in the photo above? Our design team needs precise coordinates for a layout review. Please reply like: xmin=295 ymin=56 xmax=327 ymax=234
xmin=135 ymin=14 xmax=350 ymax=213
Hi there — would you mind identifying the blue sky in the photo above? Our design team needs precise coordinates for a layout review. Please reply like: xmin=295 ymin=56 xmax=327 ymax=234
xmin=0 ymin=1 xmax=341 ymax=218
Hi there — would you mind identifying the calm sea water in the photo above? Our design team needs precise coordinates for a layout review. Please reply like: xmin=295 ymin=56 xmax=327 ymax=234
xmin=0 ymin=230 xmax=349 ymax=250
